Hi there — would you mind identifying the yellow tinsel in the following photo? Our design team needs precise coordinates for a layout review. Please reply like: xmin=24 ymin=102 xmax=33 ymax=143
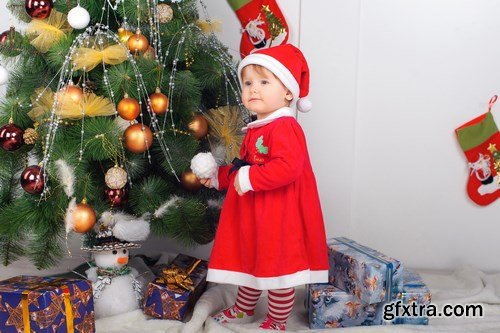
xmin=72 ymin=44 xmax=129 ymax=71
xmin=196 ymin=19 xmax=222 ymax=34
xmin=205 ymin=106 xmax=245 ymax=164
xmin=26 ymin=10 xmax=72 ymax=53
xmin=29 ymin=88 xmax=116 ymax=120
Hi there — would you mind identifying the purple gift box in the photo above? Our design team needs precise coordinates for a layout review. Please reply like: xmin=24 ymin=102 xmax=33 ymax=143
xmin=328 ymin=237 xmax=404 ymax=304
xmin=0 ymin=275 xmax=95 ymax=333
xmin=143 ymin=254 xmax=208 ymax=321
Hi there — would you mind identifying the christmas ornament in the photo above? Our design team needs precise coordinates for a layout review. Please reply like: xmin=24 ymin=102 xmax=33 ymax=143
xmin=72 ymin=200 xmax=96 ymax=233
xmin=105 ymin=166 xmax=128 ymax=189
xmin=25 ymin=0 xmax=53 ymax=19
xmin=117 ymin=94 xmax=141 ymax=120
xmin=0 ymin=27 xmax=23 ymax=57
xmin=127 ymin=29 xmax=149 ymax=53
xmin=0 ymin=120 xmax=24 ymax=151
xmin=190 ymin=152 xmax=218 ymax=179
xmin=26 ymin=10 xmax=72 ymax=53
xmin=118 ymin=27 xmax=134 ymax=44
xmin=188 ymin=115 xmax=208 ymax=139
xmin=455 ymin=95 xmax=500 ymax=205
xmin=67 ymin=5 xmax=91 ymax=30
xmin=180 ymin=170 xmax=203 ymax=191
xmin=72 ymin=44 xmax=128 ymax=71
xmin=196 ymin=19 xmax=222 ymax=34
xmin=226 ymin=0 xmax=288 ymax=57
xmin=205 ymin=106 xmax=245 ymax=163
xmin=158 ymin=4 xmax=174 ymax=23
xmin=143 ymin=46 xmax=156 ymax=60
xmin=123 ymin=123 xmax=154 ymax=153
xmin=58 ymin=83 xmax=83 ymax=104
xmin=149 ymin=88 xmax=169 ymax=115
xmin=23 ymin=128 xmax=39 ymax=145
xmin=29 ymin=88 xmax=116 ymax=120
xmin=0 ymin=64 xmax=8 ymax=86
xmin=105 ymin=187 xmax=127 ymax=206
xmin=20 ymin=165 xmax=44 ymax=194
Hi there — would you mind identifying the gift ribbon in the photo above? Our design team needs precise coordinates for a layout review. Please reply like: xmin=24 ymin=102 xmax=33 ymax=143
xmin=157 ymin=258 xmax=202 ymax=291
xmin=333 ymin=237 xmax=396 ymax=302
xmin=21 ymin=282 xmax=74 ymax=333
xmin=72 ymin=44 xmax=128 ymax=71
xmin=228 ymin=157 xmax=251 ymax=175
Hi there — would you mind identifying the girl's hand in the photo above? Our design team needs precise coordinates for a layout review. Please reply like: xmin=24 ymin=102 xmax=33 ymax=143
xmin=200 ymin=178 xmax=212 ymax=187
xmin=234 ymin=173 xmax=243 ymax=196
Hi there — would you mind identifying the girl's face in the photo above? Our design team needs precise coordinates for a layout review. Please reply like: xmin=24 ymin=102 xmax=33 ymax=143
xmin=241 ymin=65 xmax=293 ymax=120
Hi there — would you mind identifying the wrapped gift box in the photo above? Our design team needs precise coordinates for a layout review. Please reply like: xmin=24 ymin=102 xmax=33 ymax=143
xmin=143 ymin=254 xmax=208 ymax=321
xmin=382 ymin=270 xmax=431 ymax=325
xmin=0 ymin=275 xmax=95 ymax=333
xmin=306 ymin=283 xmax=382 ymax=329
xmin=328 ymin=237 xmax=404 ymax=304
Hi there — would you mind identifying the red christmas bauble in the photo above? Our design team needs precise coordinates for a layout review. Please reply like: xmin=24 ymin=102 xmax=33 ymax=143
xmin=0 ymin=31 xmax=10 ymax=44
xmin=25 ymin=0 xmax=53 ymax=19
xmin=0 ymin=123 xmax=24 ymax=151
xmin=20 ymin=165 xmax=44 ymax=194
xmin=105 ymin=187 xmax=127 ymax=206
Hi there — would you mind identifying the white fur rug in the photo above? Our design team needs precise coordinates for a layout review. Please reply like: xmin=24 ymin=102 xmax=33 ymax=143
xmin=95 ymin=266 xmax=500 ymax=333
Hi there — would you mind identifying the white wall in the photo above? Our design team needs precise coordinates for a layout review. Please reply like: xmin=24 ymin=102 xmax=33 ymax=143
xmin=1 ymin=1 xmax=500 ymax=275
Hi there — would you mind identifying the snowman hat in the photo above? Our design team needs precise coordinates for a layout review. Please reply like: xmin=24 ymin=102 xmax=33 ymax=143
xmin=81 ymin=211 xmax=150 ymax=252
xmin=238 ymin=44 xmax=312 ymax=113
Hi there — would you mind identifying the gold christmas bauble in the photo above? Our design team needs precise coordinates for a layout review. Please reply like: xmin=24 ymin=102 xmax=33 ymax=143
xmin=23 ymin=128 xmax=39 ymax=145
xmin=59 ymin=84 xmax=83 ymax=104
xmin=118 ymin=27 xmax=134 ymax=44
xmin=158 ymin=4 xmax=174 ymax=24
xmin=72 ymin=202 xmax=96 ymax=233
xmin=105 ymin=166 xmax=128 ymax=189
xmin=127 ymin=29 xmax=149 ymax=53
xmin=181 ymin=170 xmax=203 ymax=191
xmin=117 ymin=94 xmax=141 ymax=120
xmin=143 ymin=46 xmax=156 ymax=60
xmin=188 ymin=114 xmax=208 ymax=140
xmin=124 ymin=123 xmax=154 ymax=153
xmin=149 ymin=88 xmax=169 ymax=115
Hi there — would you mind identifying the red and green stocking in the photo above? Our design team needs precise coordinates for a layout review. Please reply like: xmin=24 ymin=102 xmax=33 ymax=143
xmin=226 ymin=0 xmax=289 ymax=57
xmin=455 ymin=96 xmax=500 ymax=206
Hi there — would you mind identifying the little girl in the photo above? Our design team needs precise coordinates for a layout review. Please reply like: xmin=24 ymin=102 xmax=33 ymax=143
xmin=191 ymin=44 xmax=329 ymax=330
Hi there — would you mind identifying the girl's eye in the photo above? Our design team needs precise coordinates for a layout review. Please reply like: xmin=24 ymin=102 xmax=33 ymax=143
xmin=244 ymin=81 xmax=251 ymax=86
xmin=123 ymin=249 xmax=127 ymax=254
xmin=261 ymin=80 xmax=269 ymax=85
xmin=112 ymin=250 xmax=117 ymax=255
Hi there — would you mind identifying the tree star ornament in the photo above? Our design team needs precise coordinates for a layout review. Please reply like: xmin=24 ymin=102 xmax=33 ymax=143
xmin=105 ymin=166 xmax=128 ymax=189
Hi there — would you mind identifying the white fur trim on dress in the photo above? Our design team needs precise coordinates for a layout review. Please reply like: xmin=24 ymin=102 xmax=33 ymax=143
xmin=242 ymin=107 xmax=295 ymax=132
xmin=207 ymin=268 xmax=328 ymax=290
xmin=238 ymin=54 xmax=300 ymax=110
xmin=237 ymin=165 xmax=253 ymax=193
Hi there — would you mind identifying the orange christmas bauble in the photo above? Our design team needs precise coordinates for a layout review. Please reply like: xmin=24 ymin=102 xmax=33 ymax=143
xmin=72 ymin=203 xmax=96 ymax=233
xmin=149 ymin=88 xmax=169 ymax=115
xmin=59 ymin=84 xmax=83 ymax=104
xmin=127 ymin=29 xmax=149 ymax=53
xmin=124 ymin=123 xmax=154 ymax=153
xmin=188 ymin=115 xmax=208 ymax=140
xmin=117 ymin=95 xmax=141 ymax=120
xmin=181 ymin=170 xmax=203 ymax=191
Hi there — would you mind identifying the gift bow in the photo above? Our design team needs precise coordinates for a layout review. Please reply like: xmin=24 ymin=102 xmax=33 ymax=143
xmin=72 ymin=44 xmax=128 ymax=71
xmin=157 ymin=259 xmax=202 ymax=291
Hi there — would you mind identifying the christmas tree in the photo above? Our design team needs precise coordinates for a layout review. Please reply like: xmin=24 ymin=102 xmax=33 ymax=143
xmin=0 ymin=0 xmax=248 ymax=269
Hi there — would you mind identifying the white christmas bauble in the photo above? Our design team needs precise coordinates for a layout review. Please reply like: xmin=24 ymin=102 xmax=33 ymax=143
xmin=105 ymin=166 xmax=128 ymax=189
xmin=0 ymin=65 xmax=8 ymax=86
xmin=190 ymin=152 xmax=217 ymax=179
xmin=158 ymin=4 xmax=174 ymax=24
xmin=68 ymin=5 xmax=91 ymax=30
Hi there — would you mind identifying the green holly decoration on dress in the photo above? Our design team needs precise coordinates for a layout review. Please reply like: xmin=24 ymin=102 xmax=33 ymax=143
xmin=256 ymin=135 xmax=268 ymax=154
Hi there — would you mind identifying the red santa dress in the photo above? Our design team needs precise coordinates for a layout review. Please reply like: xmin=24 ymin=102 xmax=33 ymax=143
xmin=207 ymin=107 xmax=329 ymax=290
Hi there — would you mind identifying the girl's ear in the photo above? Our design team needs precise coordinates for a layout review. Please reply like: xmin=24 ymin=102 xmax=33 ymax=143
xmin=285 ymin=90 xmax=293 ymax=101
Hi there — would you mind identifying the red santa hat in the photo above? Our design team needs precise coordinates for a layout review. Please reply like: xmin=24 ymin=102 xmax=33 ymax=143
xmin=237 ymin=44 xmax=312 ymax=113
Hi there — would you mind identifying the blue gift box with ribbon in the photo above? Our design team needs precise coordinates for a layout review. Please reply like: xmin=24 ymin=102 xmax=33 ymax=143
xmin=328 ymin=237 xmax=404 ymax=304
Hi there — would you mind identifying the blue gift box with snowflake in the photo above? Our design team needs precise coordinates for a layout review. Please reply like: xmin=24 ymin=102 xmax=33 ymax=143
xmin=379 ymin=270 xmax=431 ymax=325
xmin=327 ymin=237 xmax=404 ymax=304
xmin=143 ymin=254 xmax=208 ymax=321
xmin=306 ymin=283 xmax=382 ymax=329
xmin=0 ymin=275 xmax=95 ymax=333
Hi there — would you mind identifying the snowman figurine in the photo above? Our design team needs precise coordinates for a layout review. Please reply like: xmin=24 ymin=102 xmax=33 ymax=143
xmin=82 ymin=212 xmax=150 ymax=318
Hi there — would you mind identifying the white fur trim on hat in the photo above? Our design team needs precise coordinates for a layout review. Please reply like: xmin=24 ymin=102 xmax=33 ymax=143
xmin=297 ymin=96 xmax=312 ymax=113
xmin=238 ymin=54 xmax=300 ymax=110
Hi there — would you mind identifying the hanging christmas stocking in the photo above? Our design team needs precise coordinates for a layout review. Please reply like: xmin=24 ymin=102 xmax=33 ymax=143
xmin=226 ymin=0 xmax=289 ymax=58
xmin=455 ymin=95 xmax=500 ymax=206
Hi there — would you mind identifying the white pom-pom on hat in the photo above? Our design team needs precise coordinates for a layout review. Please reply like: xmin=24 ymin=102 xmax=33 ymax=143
xmin=190 ymin=152 xmax=217 ymax=179
xmin=297 ymin=96 xmax=312 ymax=113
